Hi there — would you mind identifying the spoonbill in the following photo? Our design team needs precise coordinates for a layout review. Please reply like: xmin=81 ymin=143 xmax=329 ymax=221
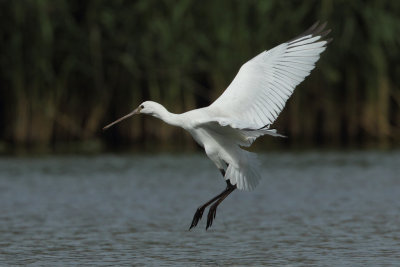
xmin=103 ymin=22 xmax=331 ymax=230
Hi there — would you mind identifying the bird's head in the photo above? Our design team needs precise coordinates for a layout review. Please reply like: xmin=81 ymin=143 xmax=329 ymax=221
xmin=137 ymin=101 xmax=166 ymax=116
xmin=103 ymin=101 xmax=165 ymax=130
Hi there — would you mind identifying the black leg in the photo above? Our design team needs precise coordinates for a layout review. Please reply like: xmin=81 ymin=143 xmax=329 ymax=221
xmin=206 ymin=184 xmax=236 ymax=230
xmin=189 ymin=168 xmax=231 ymax=230
xmin=189 ymin=166 xmax=236 ymax=230
xmin=189 ymin=183 xmax=233 ymax=230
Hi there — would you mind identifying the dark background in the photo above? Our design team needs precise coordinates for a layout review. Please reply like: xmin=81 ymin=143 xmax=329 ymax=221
xmin=0 ymin=0 xmax=399 ymax=153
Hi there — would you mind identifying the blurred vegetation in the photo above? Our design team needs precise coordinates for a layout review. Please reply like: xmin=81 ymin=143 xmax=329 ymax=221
xmin=0 ymin=0 xmax=399 ymax=153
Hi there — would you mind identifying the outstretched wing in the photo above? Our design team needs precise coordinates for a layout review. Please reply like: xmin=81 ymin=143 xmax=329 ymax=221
xmin=209 ymin=22 xmax=331 ymax=128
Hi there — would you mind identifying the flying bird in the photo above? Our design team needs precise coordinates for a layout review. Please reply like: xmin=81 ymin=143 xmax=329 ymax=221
xmin=103 ymin=22 xmax=331 ymax=230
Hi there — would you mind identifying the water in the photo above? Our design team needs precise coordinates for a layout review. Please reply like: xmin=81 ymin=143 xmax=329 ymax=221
xmin=0 ymin=151 xmax=399 ymax=266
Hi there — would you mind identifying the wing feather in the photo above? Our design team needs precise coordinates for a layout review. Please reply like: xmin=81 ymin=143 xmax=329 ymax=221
xmin=209 ymin=22 xmax=330 ymax=128
xmin=288 ymin=36 xmax=322 ymax=47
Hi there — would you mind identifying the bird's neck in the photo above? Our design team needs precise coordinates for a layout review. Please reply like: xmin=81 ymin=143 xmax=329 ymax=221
xmin=153 ymin=106 xmax=183 ymax=127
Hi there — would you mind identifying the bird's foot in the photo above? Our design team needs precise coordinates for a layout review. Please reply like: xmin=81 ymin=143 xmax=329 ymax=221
xmin=189 ymin=206 xmax=205 ymax=230
xmin=206 ymin=202 xmax=218 ymax=230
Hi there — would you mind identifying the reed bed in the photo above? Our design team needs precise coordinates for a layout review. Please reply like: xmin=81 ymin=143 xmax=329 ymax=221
xmin=0 ymin=0 xmax=399 ymax=152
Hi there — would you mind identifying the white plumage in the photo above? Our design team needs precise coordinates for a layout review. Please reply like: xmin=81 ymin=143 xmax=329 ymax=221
xmin=103 ymin=22 xmax=331 ymax=230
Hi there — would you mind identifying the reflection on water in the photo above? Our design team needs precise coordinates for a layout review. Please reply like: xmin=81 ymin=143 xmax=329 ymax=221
xmin=0 ymin=151 xmax=399 ymax=265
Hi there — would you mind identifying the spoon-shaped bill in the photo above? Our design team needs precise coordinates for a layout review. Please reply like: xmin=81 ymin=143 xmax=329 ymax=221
xmin=103 ymin=108 xmax=139 ymax=130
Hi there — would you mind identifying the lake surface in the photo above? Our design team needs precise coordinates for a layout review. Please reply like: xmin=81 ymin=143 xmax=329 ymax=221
xmin=0 ymin=151 xmax=399 ymax=266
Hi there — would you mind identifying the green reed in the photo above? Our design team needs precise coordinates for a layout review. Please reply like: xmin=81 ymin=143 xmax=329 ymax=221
xmin=0 ymin=0 xmax=399 ymax=152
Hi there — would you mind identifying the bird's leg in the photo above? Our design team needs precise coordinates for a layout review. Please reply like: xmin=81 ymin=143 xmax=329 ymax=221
xmin=206 ymin=182 xmax=236 ymax=230
xmin=189 ymin=169 xmax=231 ymax=230
xmin=189 ymin=184 xmax=231 ymax=230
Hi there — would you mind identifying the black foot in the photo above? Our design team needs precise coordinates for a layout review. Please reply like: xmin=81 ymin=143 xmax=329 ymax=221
xmin=206 ymin=202 xmax=218 ymax=230
xmin=189 ymin=206 xmax=205 ymax=230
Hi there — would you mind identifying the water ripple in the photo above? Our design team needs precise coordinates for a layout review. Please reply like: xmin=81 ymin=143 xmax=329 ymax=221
xmin=0 ymin=151 xmax=399 ymax=265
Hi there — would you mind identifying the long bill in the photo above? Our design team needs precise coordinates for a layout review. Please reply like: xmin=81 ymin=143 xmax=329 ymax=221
xmin=103 ymin=108 xmax=139 ymax=130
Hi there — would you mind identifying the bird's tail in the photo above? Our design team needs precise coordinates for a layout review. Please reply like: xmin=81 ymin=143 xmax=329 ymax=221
xmin=242 ymin=127 xmax=286 ymax=144
xmin=225 ymin=149 xmax=261 ymax=191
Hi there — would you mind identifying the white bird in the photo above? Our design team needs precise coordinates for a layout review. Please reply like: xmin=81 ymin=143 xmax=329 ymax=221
xmin=103 ymin=22 xmax=331 ymax=230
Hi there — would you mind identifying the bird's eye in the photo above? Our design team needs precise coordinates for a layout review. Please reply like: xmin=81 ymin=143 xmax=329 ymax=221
xmin=140 ymin=105 xmax=144 ymax=109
